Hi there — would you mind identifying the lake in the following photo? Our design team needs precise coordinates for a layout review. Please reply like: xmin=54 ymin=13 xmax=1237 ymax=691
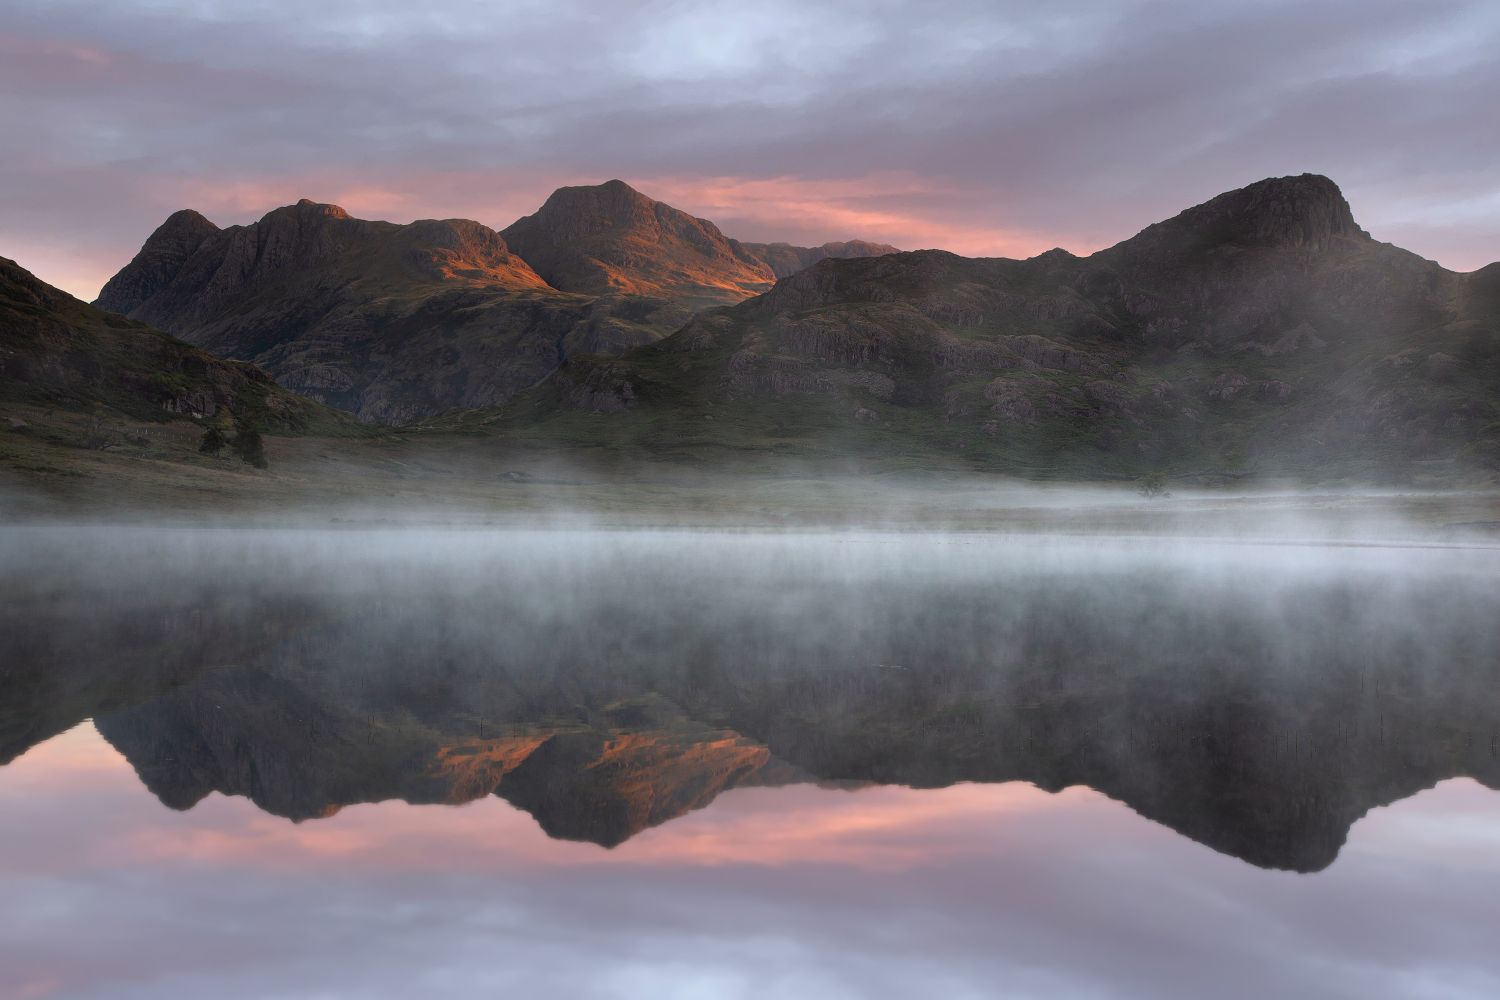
xmin=3 ymin=524 xmax=1499 ymax=998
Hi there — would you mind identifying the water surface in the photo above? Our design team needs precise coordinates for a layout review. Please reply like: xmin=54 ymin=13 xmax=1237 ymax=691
xmin=3 ymin=526 xmax=1499 ymax=998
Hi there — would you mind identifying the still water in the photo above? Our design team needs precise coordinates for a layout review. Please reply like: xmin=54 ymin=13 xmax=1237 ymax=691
xmin=3 ymin=526 xmax=1499 ymax=999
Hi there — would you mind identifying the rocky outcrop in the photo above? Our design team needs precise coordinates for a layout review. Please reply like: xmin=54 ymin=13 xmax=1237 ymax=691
xmin=1104 ymin=173 xmax=1365 ymax=260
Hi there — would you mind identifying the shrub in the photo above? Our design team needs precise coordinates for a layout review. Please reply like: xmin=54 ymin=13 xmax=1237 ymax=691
xmin=198 ymin=424 xmax=228 ymax=456
xmin=230 ymin=424 xmax=268 ymax=469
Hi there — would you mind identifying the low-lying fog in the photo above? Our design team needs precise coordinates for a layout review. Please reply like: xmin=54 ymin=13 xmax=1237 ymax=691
xmin=4 ymin=520 xmax=1500 ymax=997
xmin=4 ymin=522 xmax=1498 ymax=860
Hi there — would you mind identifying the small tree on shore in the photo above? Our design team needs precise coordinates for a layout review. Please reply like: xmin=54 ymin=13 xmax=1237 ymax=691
xmin=198 ymin=423 xmax=229 ymax=456
xmin=230 ymin=423 xmax=268 ymax=469
xmin=1137 ymin=471 xmax=1171 ymax=498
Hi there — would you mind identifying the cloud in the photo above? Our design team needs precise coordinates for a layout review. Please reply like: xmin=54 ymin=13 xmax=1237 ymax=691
xmin=1 ymin=0 xmax=1497 ymax=300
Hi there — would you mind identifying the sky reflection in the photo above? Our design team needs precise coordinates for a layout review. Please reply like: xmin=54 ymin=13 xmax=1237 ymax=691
xmin=3 ymin=723 xmax=1499 ymax=1000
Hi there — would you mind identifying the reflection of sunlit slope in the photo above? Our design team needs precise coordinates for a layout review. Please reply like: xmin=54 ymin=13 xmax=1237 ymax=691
xmin=498 ymin=719 xmax=803 ymax=846
xmin=96 ymin=687 xmax=805 ymax=846
xmin=426 ymin=736 xmax=550 ymax=805
xmin=425 ymin=711 xmax=801 ymax=842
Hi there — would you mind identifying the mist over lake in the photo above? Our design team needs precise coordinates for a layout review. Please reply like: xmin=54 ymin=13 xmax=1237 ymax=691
xmin=3 ymin=516 xmax=1500 ymax=998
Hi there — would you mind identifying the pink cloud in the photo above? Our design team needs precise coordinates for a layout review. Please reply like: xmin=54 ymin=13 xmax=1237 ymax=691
xmin=636 ymin=172 xmax=1072 ymax=257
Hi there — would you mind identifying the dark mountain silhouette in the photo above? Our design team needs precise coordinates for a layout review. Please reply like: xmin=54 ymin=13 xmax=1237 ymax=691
xmin=0 ymin=255 xmax=350 ymax=433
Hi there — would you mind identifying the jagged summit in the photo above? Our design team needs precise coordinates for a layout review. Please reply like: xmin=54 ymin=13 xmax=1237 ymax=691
xmin=160 ymin=207 xmax=220 ymax=234
xmin=85 ymin=201 xmax=572 ymax=421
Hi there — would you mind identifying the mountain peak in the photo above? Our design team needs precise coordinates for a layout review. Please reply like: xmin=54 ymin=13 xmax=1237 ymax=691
xmin=95 ymin=208 xmax=222 ymax=314
xmin=501 ymin=181 xmax=774 ymax=303
xmin=1105 ymin=173 xmax=1366 ymax=261
xmin=159 ymin=208 xmax=220 ymax=235
xmin=521 ymin=180 xmax=664 ymax=241
xmin=1216 ymin=173 xmax=1360 ymax=244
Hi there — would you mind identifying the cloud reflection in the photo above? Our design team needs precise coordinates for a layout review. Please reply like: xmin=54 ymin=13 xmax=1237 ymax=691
xmin=4 ymin=724 xmax=1500 ymax=998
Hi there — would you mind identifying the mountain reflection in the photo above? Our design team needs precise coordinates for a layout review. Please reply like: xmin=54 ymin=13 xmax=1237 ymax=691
xmin=3 ymin=527 xmax=1498 ymax=872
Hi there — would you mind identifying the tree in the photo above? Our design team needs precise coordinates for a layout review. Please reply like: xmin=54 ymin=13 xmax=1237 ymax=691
xmin=230 ymin=424 xmax=268 ymax=469
xmin=198 ymin=424 xmax=229 ymax=456
xmin=1137 ymin=471 xmax=1171 ymax=498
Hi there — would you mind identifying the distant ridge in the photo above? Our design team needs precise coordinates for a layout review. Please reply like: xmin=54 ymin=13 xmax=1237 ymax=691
xmin=740 ymin=239 xmax=902 ymax=278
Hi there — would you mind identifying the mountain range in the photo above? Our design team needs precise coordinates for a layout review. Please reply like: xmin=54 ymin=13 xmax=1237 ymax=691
xmin=476 ymin=174 xmax=1500 ymax=478
xmin=93 ymin=180 xmax=897 ymax=423
xmin=3 ymin=173 xmax=1498 ymax=481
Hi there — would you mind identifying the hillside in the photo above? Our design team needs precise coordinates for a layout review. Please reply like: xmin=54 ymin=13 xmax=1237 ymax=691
xmin=0 ymin=255 xmax=351 ymax=436
xmin=446 ymin=175 xmax=1500 ymax=481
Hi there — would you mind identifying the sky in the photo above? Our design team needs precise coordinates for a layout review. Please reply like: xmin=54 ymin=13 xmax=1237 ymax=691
xmin=1 ymin=0 xmax=1498 ymax=300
